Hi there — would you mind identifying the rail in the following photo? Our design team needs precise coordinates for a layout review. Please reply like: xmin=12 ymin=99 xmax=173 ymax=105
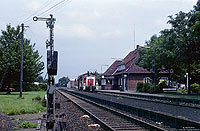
xmin=57 ymin=89 xmax=167 ymax=131
xmin=63 ymin=89 xmax=200 ymax=130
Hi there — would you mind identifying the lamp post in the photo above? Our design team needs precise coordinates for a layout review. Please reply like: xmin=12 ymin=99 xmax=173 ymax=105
xmin=185 ymin=73 xmax=188 ymax=90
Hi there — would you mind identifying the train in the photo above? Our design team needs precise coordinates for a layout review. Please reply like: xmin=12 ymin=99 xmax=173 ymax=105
xmin=77 ymin=72 xmax=96 ymax=92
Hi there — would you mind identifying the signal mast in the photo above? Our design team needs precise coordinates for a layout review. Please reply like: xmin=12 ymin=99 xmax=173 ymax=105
xmin=33 ymin=14 xmax=58 ymax=130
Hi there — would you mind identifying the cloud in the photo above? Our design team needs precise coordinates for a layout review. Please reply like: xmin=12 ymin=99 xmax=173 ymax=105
xmin=102 ymin=30 xmax=121 ymax=38
xmin=66 ymin=8 xmax=103 ymax=21
xmin=55 ymin=24 xmax=95 ymax=39
xmin=126 ymin=0 xmax=197 ymax=8
xmin=155 ymin=19 xmax=167 ymax=26
xmin=26 ymin=1 xmax=42 ymax=11
xmin=94 ymin=9 xmax=102 ymax=19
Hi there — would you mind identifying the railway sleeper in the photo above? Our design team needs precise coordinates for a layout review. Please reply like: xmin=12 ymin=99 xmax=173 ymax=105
xmin=60 ymin=89 xmax=168 ymax=130
xmin=66 ymin=90 xmax=200 ymax=130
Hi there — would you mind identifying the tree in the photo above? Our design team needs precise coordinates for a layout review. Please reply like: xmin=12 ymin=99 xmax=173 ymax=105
xmin=0 ymin=25 xmax=44 ymax=91
xmin=94 ymin=71 xmax=101 ymax=85
xmin=35 ymin=75 xmax=44 ymax=83
xmin=137 ymin=1 xmax=200 ymax=93
xmin=167 ymin=9 xmax=200 ymax=93
xmin=137 ymin=35 xmax=166 ymax=84
xmin=58 ymin=77 xmax=70 ymax=87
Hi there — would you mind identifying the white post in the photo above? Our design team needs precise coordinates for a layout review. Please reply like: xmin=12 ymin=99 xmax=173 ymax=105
xmin=123 ymin=74 xmax=127 ymax=91
xmin=186 ymin=73 xmax=188 ymax=90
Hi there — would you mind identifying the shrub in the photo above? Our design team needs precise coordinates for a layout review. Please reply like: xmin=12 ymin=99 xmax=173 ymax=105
xmin=136 ymin=82 xmax=144 ymax=92
xmin=158 ymin=80 xmax=168 ymax=88
xmin=143 ymin=83 xmax=152 ymax=92
xmin=190 ymin=83 xmax=200 ymax=94
xmin=32 ymin=84 xmax=41 ymax=91
xmin=136 ymin=82 xmax=152 ymax=92
xmin=18 ymin=121 xmax=37 ymax=129
xmin=147 ymin=85 xmax=154 ymax=93
xmin=39 ymin=84 xmax=47 ymax=91
xmin=24 ymin=84 xmax=40 ymax=91
xmin=156 ymin=85 xmax=163 ymax=93
xmin=177 ymin=89 xmax=188 ymax=94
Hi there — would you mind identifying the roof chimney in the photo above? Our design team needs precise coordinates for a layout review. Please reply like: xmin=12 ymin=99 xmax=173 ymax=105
xmin=136 ymin=45 xmax=140 ymax=49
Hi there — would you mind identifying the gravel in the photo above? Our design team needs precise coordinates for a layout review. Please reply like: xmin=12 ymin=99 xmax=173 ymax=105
xmin=0 ymin=113 xmax=17 ymax=131
xmin=70 ymin=90 xmax=200 ymax=123
xmin=54 ymin=91 xmax=105 ymax=131
xmin=11 ymin=112 xmax=46 ymax=131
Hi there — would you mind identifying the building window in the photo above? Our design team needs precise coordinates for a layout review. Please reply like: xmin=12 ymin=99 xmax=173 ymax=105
xmin=144 ymin=77 xmax=151 ymax=83
xmin=117 ymin=64 xmax=125 ymax=71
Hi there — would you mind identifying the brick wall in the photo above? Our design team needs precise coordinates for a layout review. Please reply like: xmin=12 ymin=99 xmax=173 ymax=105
xmin=126 ymin=75 xmax=147 ymax=91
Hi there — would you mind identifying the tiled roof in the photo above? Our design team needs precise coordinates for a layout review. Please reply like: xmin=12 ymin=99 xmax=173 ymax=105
xmin=126 ymin=64 xmax=150 ymax=74
xmin=104 ymin=48 xmax=151 ymax=76
xmin=121 ymin=50 xmax=139 ymax=65
xmin=103 ymin=60 xmax=122 ymax=76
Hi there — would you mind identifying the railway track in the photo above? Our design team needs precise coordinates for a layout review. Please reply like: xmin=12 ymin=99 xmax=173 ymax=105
xmin=56 ymin=89 xmax=166 ymax=131
xmin=61 ymin=88 xmax=200 ymax=130
xmin=96 ymin=91 xmax=200 ymax=109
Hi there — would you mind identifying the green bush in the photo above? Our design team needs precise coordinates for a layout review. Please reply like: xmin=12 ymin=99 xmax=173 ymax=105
xmin=158 ymin=80 xmax=168 ymax=88
xmin=24 ymin=84 xmax=40 ymax=91
xmin=136 ymin=82 xmax=144 ymax=92
xmin=136 ymin=82 xmax=152 ymax=92
xmin=177 ymin=89 xmax=188 ymax=94
xmin=39 ymin=84 xmax=47 ymax=91
xmin=25 ymin=83 xmax=47 ymax=91
xmin=156 ymin=85 xmax=163 ymax=93
xmin=144 ymin=83 xmax=152 ymax=92
xmin=190 ymin=83 xmax=200 ymax=94
xmin=32 ymin=84 xmax=41 ymax=91
xmin=147 ymin=85 xmax=154 ymax=93
xmin=157 ymin=81 xmax=168 ymax=93
xmin=18 ymin=121 xmax=37 ymax=129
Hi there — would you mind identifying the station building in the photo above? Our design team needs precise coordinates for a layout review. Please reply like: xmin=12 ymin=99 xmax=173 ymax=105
xmin=101 ymin=45 xmax=168 ymax=91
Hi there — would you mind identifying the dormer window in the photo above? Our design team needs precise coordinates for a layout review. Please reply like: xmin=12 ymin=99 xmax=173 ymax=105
xmin=117 ymin=64 xmax=125 ymax=71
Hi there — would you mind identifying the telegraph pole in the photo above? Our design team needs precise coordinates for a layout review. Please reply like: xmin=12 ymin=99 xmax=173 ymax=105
xmin=20 ymin=24 xmax=24 ymax=98
xmin=33 ymin=14 xmax=58 ymax=130
xmin=20 ymin=24 xmax=28 ymax=97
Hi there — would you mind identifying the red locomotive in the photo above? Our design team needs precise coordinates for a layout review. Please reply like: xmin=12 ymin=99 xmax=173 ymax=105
xmin=77 ymin=72 xmax=96 ymax=92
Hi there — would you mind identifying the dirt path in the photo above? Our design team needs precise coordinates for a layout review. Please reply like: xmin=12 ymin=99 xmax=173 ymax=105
xmin=0 ymin=112 xmax=46 ymax=131
xmin=10 ymin=112 xmax=46 ymax=131
xmin=0 ymin=113 xmax=17 ymax=131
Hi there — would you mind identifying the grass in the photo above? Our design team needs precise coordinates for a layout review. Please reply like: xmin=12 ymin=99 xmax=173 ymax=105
xmin=13 ymin=121 xmax=37 ymax=129
xmin=116 ymin=97 xmax=123 ymax=100
xmin=0 ymin=91 xmax=46 ymax=115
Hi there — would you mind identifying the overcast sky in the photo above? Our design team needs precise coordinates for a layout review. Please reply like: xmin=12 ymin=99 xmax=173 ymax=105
xmin=0 ymin=0 xmax=197 ymax=81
